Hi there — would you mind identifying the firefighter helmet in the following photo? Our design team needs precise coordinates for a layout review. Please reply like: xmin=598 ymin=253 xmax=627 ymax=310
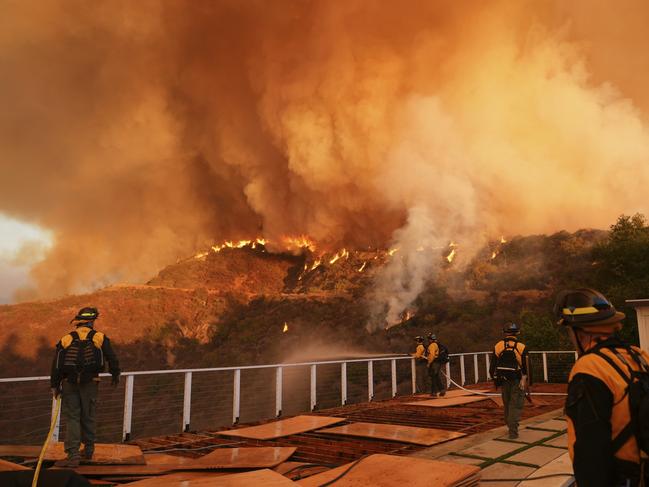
xmin=554 ymin=289 xmax=624 ymax=328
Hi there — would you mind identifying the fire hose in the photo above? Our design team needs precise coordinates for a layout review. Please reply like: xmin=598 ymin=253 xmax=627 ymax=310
xmin=440 ymin=370 xmax=567 ymax=397
xmin=32 ymin=396 xmax=61 ymax=487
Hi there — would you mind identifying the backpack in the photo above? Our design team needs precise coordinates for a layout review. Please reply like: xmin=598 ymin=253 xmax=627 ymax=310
xmin=437 ymin=343 xmax=450 ymax=364
xmin=590 ymin=345 xmax=649 ymax=458
xmin=57 ymin=330 xmax=104 ymax=382
xmin=494 ymin=339 xmax=521 ymax=380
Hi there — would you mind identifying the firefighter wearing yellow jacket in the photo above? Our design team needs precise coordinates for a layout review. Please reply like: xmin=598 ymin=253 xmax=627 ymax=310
xmin=555 ymin=289 xmax=649 ymax=487
xmin=412 ymin=336 xmax=429 ymax=393
xmin=51 ymin=307 xmax=120 ymax=467
xmin=427 ymin=333 xmax=447 ymax=397
xmin=490 ymin=323 xmax=529 ymax=439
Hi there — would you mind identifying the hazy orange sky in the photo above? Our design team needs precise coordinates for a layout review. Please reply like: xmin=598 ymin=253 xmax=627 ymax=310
xmin=2 ymin=0 xmax=649 ymax=302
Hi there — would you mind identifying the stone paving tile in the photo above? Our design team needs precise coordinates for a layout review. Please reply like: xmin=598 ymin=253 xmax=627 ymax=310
xmin=498 ymin=428 xmax=556 ymax=444
xmin=544 ymin=433 xmax=568 ymax=449
xmin=531 ymin=419 xmax=568 ymax=432
xmin=507 ymin=445 xmax=567 ymax=467
xmin=435 ymin=454 xmax=485 ymax=466
xmin=480 ymin=462 xmax=536 ymax=486
xmin=519 ymin=452 xmax=574 ymax=487
xmin=458 ymin=439 xmax=522 ymax=459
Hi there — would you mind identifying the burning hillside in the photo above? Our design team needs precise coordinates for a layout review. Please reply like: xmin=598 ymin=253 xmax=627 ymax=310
xmin=0 ymin=220 xmax=630 ymax=382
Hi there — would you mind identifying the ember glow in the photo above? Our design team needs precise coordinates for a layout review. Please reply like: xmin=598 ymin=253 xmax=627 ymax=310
xmin=283 ymin=322 xmax=289 ymax=333
xmin=2 ymin=1 xmax=649 ymax=301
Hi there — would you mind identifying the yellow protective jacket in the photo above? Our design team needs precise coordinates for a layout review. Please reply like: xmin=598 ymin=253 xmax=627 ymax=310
xmin=51 ymin=325 xmax=120 ymax=387
xmin=566 ymin=338 xmax=649 ymax=485
xmin=427 ymin=342 xmax=439 ymax=365
xmin=413 ymin=344 xmax=426 ymax=361
xmin=490 ymin=336 xmax=528 ymax=377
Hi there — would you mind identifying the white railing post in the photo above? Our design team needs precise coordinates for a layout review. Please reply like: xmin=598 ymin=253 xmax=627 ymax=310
xmin=367 ymin=361 xmax=374 ymax=402
xmin=51 ymin=396 xmax=61 ymax=442
xmin=445 ymin=362 xmax=451 ymax=388
xmin=485 ymin=353 xmax=491 ymax=380
xmin=232 ymin=369 xmax=240 ymax=425
xmin=310 ymin=364 xmax=317 ymax=411
xmin=473 ymin=354 xmax=479 ymax=383
xmin=341 ymin=362 xmax=347 ymax=405
xmin=275 ymin=367 xmax=283 ymax=417
xmin=574 ymin=351 xmax=578 ymax=363
xmin=182 ymin=372 xmax=192 ymax=432
xmin=391 ymin=359 xmax=397 ymax=398
xmin=542 ymin=352 xmax=549 ymax=382
xmin=460 ymin=355 xmax=466 ymax=386
xmin=411 ymin=358 xmax=417 ymax=394
xmin=122 ymin=375 xmax=134 ymax=441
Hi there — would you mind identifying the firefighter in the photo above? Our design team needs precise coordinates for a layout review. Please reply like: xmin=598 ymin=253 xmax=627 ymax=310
xmin=555 ymin=289 xmax=649 ymax=486
xmin=50 ymin=307 xmax=120 ymax=467
xmin=427 ymin=333 xmax=447 ymax=397
xmin=412 ymin=336 xmax=429 ymax=393
xmin=490 ymin=322 xmax=529 ymax=439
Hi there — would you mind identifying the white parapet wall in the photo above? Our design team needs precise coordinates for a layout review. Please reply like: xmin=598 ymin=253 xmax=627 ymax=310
xmin=626 ymin=299 xmax=649 ymax=352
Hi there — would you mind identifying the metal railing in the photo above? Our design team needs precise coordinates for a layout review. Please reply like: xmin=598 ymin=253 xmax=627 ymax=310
xmin=0 ymin=350 xmax=576 ymax=444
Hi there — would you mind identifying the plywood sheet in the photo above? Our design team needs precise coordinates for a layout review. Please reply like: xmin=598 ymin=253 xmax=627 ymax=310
xmin=297 ymin=454 xmax=480 ymax=487
xmin=0 ymin=458 xmax=30 ymax=471
xmin=126 ymin=469 xmax=297 ymax=486
xmin=319 ymin=422 xmax=465 ymax=446
xmin=0 ymin=443 xmax=145 ymax=464
xmin=75 ymin=447 xmax=296 ymax=475
xmin=405 ymin=396 xmax=489 ymax=408
xmin=216 ymin=415 xmax=345 ymax=440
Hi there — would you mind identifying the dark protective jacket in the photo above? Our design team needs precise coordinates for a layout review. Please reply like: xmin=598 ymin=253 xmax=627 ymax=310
xmin=566 ymin=337 xmax=649 ymax=486
xmin=51 ymin=325 xmax=120 ymax=387
xmin=490 ymin=335 xmax=528 ymax=378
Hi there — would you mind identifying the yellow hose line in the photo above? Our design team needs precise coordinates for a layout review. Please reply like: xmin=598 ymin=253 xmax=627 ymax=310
xmin=32 ymin=396 xmax=61 ymax=487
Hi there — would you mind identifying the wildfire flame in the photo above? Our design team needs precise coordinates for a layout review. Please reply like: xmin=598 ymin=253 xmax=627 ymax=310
xmin=388 ymin=247 xmax=399 ymax=256
xmin=310 ymin=259 xmax=322 ymax=270
xmin=194 ymin=251 xmax=209 ymax=260
xmin=500 ymin=235 xmax=507 ymax=244
xmin=358 ymin=261 xmax=367 ymax=272
xmin=283 ymin=322 xmax=288 ymax=333
xmin=283 ymin=235 xmax=316 ymax=252
xmin=491 ymin=250 xmax=498 ymax=259
xmin=329 ymin=248 xmax=349 ymax=264
xmin=446 ymin=248 xmax=457 ymax=263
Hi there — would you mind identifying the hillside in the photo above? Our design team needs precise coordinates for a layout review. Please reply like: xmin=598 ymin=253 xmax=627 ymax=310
xmin=0 ymin=228 xmax=613 ymax=378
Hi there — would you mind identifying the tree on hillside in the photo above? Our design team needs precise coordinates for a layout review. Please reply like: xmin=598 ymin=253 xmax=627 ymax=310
xmin=593 ymin=213 xmax=649 ymax=344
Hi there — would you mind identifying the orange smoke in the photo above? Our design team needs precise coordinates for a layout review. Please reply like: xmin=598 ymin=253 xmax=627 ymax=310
xmin=1 ymin=1 xmax=649 ymax=301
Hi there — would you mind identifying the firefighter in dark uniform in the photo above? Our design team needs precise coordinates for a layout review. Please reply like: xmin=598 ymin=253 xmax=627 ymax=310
xmin=412 ymin=336 xmax=429 ymax=393
xmin=427 ymin=333 xmax=447 ymax=397
xmin=555 ymin=289 xmax=649 ymax=486
xmin=490 ymin=322 xmax=529 ymax=439
xmin=51 ymin=307 xmax=120 ymax=467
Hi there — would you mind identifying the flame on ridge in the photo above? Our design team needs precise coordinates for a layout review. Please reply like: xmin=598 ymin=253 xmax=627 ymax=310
xmin=358 ymin=261 xmax=367 ymax=272
xmin=329 ymin=248 xmax=349 ymax=264
xmin=282 ymin=322 xmax=288 ymax=333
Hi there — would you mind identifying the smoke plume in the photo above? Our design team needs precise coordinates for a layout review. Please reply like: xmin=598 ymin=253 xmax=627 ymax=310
xmin=2 ymin=0 xmax=649 ymax=304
